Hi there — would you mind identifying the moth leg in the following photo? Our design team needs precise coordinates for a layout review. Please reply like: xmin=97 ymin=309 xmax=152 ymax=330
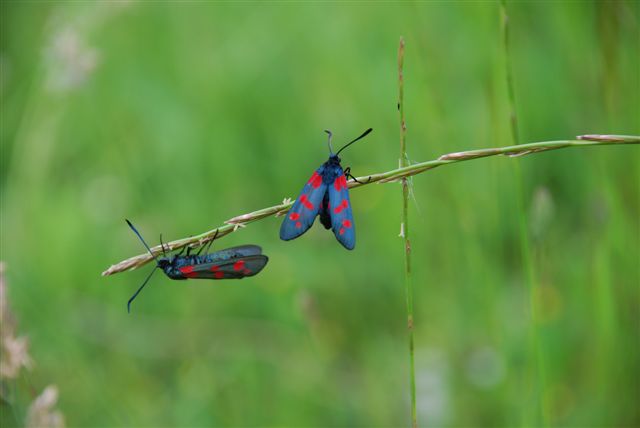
xmin=198 ymin=229 xmax=219 ymax=256
xmin=196 ymin=239 xmax=212 ymax=256
xmin=195 ymin=243 xmax=206 ymax=256
xmin=344 ymin=167 xmax=369 ymax=185
xmin=177 ymin=236 xmax=194 ymax=257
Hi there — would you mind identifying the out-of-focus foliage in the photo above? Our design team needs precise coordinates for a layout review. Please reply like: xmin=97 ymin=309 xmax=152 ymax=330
xmin=1 ymin=2 xmax=638 ymax=427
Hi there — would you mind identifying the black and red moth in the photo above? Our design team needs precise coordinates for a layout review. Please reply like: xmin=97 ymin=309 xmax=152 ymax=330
xmin=279 ymin=128 xmax=372 ymax=250
xmin=125 ymin=220 xmax=268 ymax=312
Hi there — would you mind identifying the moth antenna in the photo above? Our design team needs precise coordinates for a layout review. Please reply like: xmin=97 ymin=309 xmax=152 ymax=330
xmin=127 ymin=266 xmax=158 ymax=313
xmin=325 ymin=129 xmax=334 ymax=154
xmin=159 ymin=233 xmax=167 ymax=256
xmin=336 ymin=128 xmax=373 ymax=156
xmin=126 ymin=219 xmax=158 ymax=261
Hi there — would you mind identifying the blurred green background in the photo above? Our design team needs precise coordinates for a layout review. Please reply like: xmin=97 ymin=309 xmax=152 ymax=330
xmin=1 ymin=2 xmax=639 ymax=427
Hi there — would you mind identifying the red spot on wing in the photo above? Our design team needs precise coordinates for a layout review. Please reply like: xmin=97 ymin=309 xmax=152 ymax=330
xmin=300 ymin=194 xmax=314 ymax=210
xmin=334 ymin=175 xmax=347 ymax=191
xmin=243 ymin=269 xmax=251 ymax=275
xmin=339 ymin=228 xmax=345 ymax=235
xmin=308 ymin=172 xmax=322 ymax=189
xmin=214 ymin=271 xmax=224 ymax=279
xmin=342 ymin=219 xmax=352 ymax=228
xmin=210 ymin=265 xmax=220 ymax=272
xmin=333 ymin=199 xmax=349 ymax=214
xmin=295 ymin=221 xmax=302 ymax=228
xmin=179 ymin=265 xmax=198 ymax=278
xmin=233 ymin=260 xmax=246 ymax=271
xmin=289 ymin=212 xmax=300 ymax=221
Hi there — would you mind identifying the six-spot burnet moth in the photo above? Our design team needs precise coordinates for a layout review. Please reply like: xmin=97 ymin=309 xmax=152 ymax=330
xmin=279 ymin=128 xmax=373 ymax=250
xmin=125 ymin=220 xmax=269 ymax=312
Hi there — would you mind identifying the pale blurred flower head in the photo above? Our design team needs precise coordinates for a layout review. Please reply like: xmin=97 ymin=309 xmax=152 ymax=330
xmin=0 ymin=262 xmax=33 ymax=379
xmin=26 ymin=385 xmax=65 ymax=428
xmin=0 ymin=335 xmax=33 ymax=379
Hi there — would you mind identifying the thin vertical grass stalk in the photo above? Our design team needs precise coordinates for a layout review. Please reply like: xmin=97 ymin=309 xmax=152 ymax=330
xmin=398 ymin=36 xmax=418 ymax=428
xmin=500 ymin=0 xmax=520 ymax=147
xmin=500 ymin=2 xmax=547 ymax=425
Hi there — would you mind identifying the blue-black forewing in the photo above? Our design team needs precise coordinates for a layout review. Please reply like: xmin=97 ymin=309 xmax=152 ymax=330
xmin=280 ymin=166 xmax=327 ymax=241
xmin=206 ymin=245 xmax=263 ymax=261
xmin=327 ymin=169 xmax=355 ymax=250
xmin=178 ymin=255 xmax=269 ymax=279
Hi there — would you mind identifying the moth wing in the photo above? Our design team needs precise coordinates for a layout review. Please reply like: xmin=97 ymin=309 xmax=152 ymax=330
xmin=183 ymin=255 xmax=269 ymax=279
xmin=328 ymin=170 xmax=355 ymax=250
xmin=207 ymin=245 xmax=263 ymax=261
xmin=279 ymin=166 xmax=327 ymax=241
